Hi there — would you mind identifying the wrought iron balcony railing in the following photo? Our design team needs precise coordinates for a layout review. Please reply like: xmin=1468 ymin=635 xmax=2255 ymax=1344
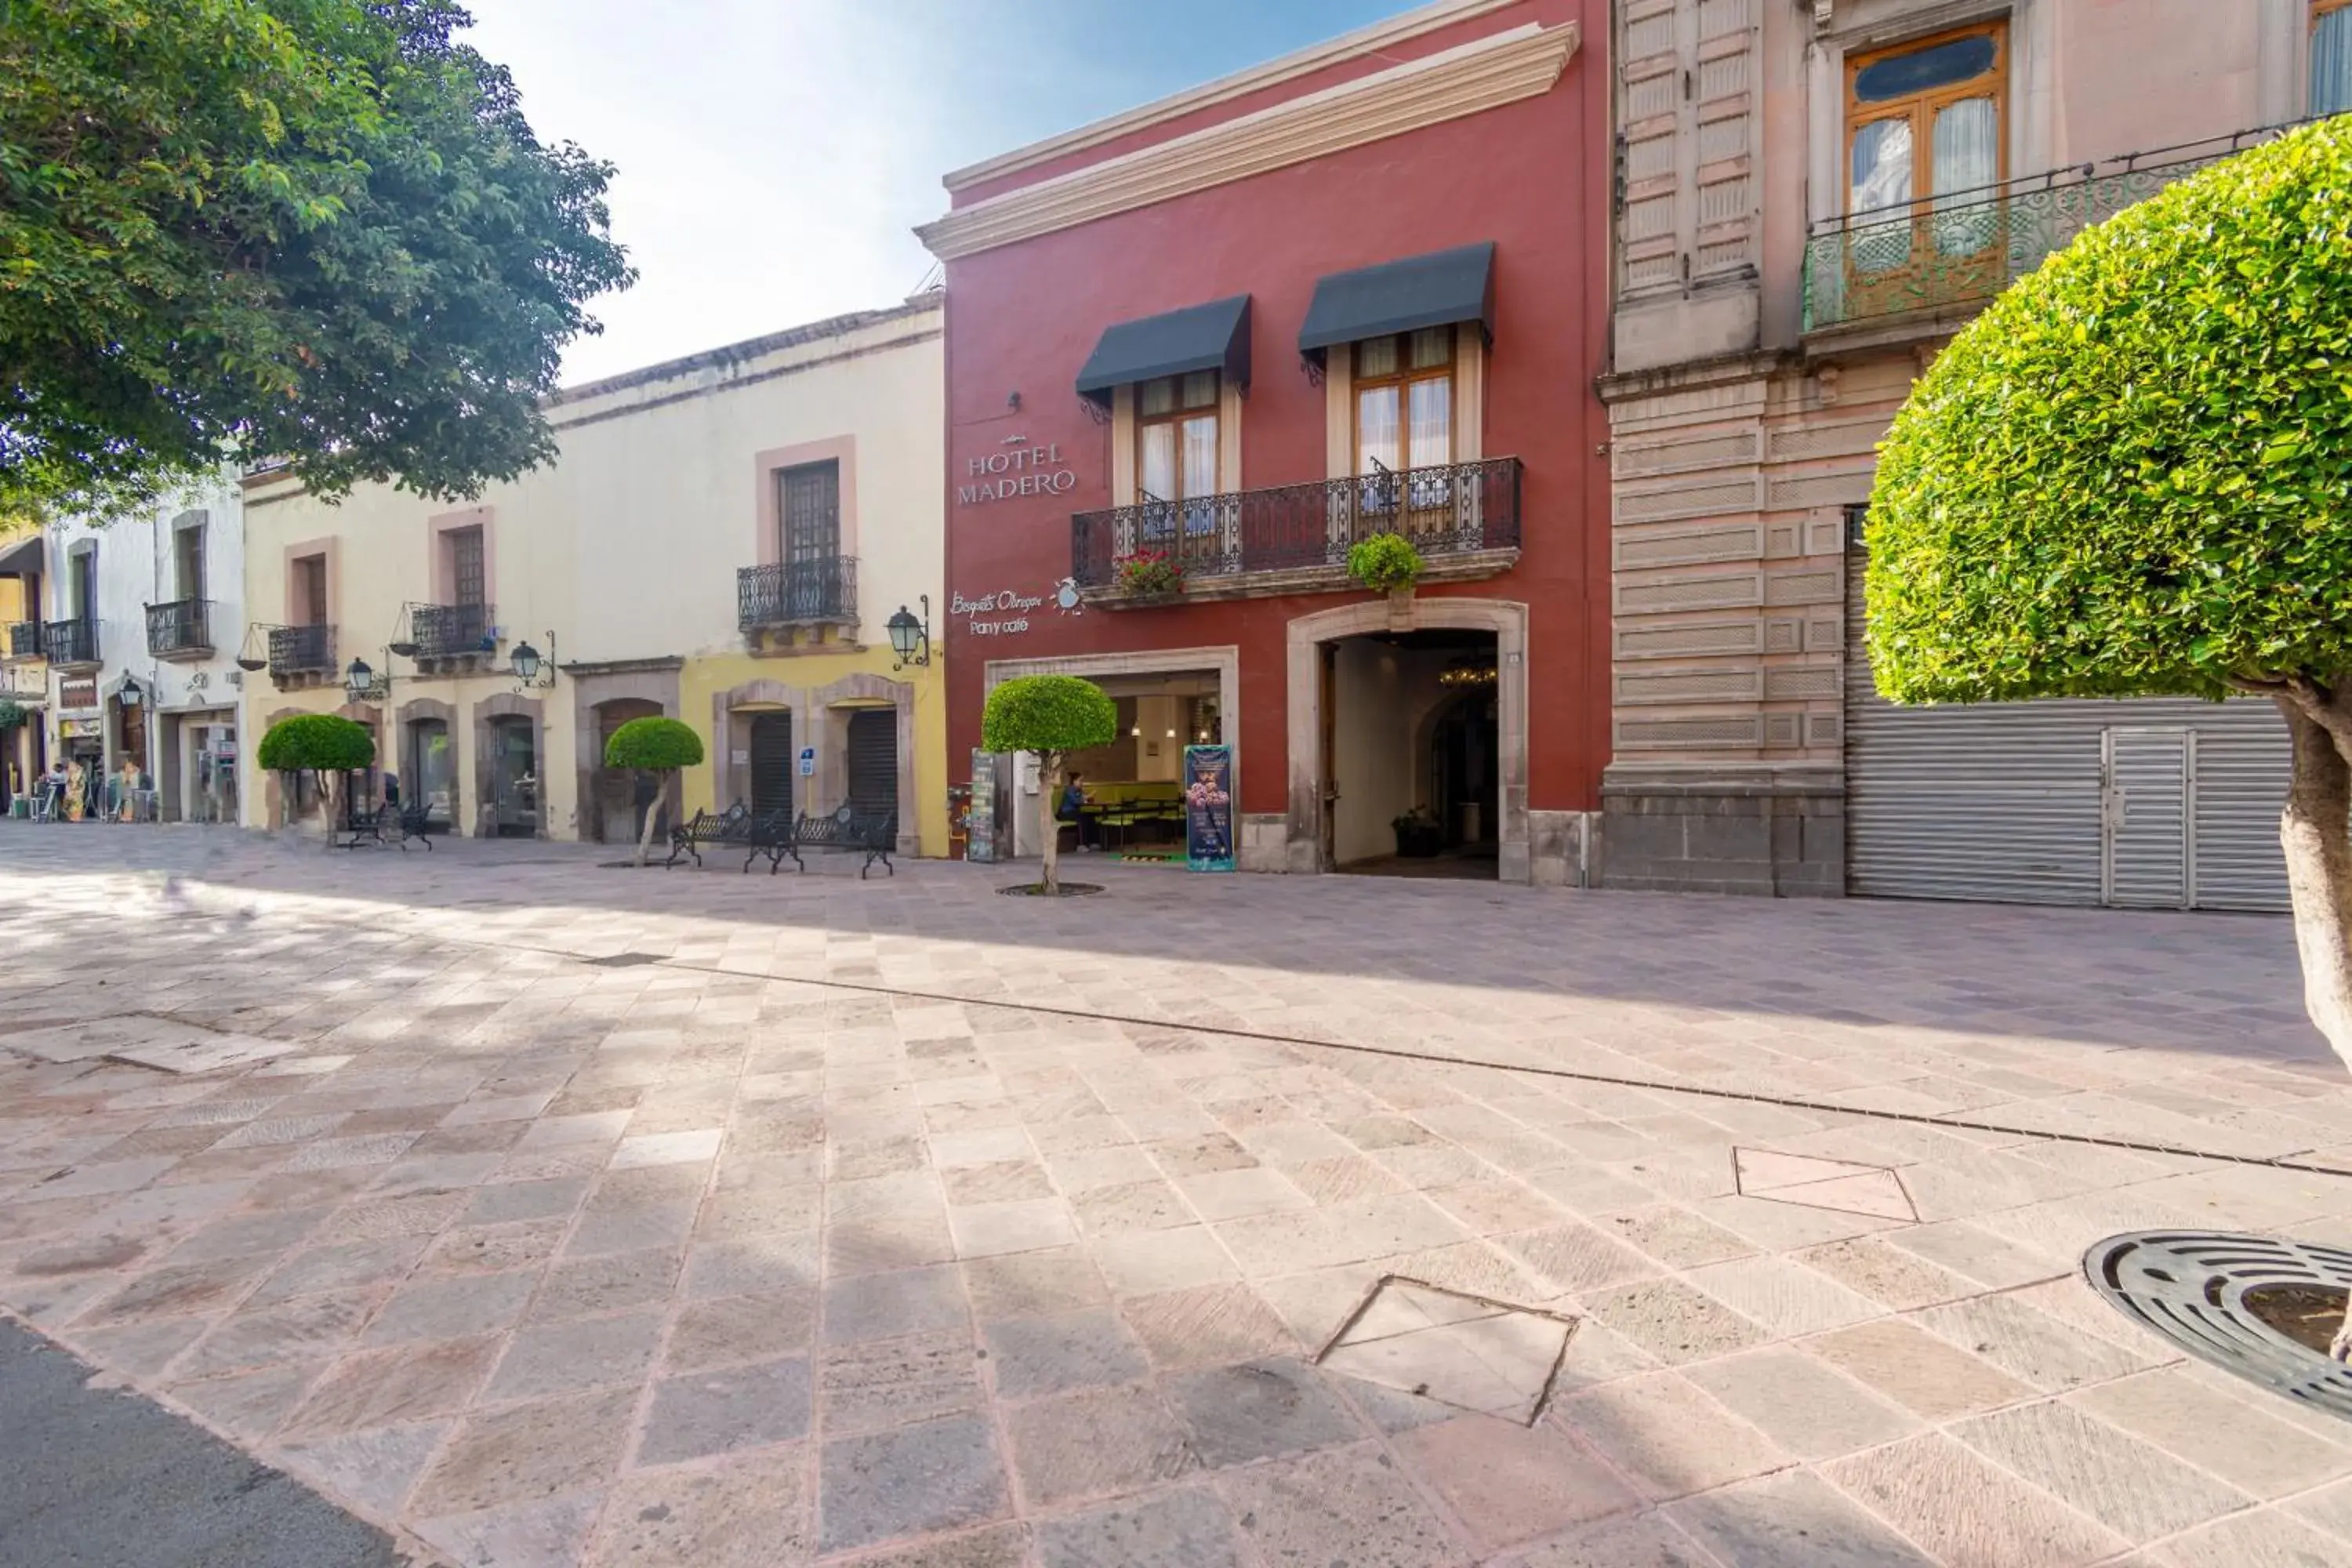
xmin=411 ymin=601 xmax=494 ymax=660
xmin=1803 ymin=123 xmax=2295 ymax=333
xmin=146 ymin=598 xmax=212 ymax=658
xmin=1072 ymin=456 xmax=1523 ymax=590
xmin=268 ymin=622 xmax=336 ymax=679
xmin=3 ymin=621 xmax=39 ymax=662
xmin=739 ymin=557 xmax=857 ymax=632
xmin=43 ymin=617 xmax=98 ymax=667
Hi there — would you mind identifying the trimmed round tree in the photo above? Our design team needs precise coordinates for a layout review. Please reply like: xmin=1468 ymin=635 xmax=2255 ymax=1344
xmin=1871 ymin=119 xmax=2352 ymax=1352
xmin=604 ymin=717 xmax=703 ymax=867
xmin=256 ymin=713 xmax=375 ymax=848
xmin=981 ymin=675 xmax=1117 ymax=893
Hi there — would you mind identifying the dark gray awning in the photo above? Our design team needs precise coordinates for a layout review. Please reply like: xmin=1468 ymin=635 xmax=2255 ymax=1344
xmin=1298 ymin=242 xmax=1496 ymax=360
xmin=1076 ymin=295 xmax=1251 ymax=406
xmin=0 ymin=533 xmax=42 ymax=579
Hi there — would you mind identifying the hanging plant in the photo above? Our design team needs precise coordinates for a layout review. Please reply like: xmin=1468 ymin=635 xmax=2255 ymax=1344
xmin=1348 ymin=533 xmax=1424 ymax=593
xmin=0 ymin=700 xmax=26 ymax=731
xmin=1114 ymin=550 xmax=1185 ymax=599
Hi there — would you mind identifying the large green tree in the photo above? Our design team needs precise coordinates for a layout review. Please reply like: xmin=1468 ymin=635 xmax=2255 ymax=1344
xmin=1870 ymin=119 xmax=2352 ymax=1352
xmin=981 ymin=675 xmax=1116 ymax=895
xmin=1 ymin=0 xmax=633 ymax=515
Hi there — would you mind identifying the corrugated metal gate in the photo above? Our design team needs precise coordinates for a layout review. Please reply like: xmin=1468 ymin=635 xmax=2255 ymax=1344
xmin=847 ymin=710 xmax=897 ymax=817
xmin=1844 ymin=549 xmax=2292 ymax=910
xmin=748 ymin=711 xmax=793 ymax=818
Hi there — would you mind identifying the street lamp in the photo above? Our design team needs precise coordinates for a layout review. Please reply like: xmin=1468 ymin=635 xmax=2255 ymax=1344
xmin=344 ymin=656 xmax=374 ymax=702
xmin=886 ymin=597 xmax=931 ymax=670
xmin=117 ymin=676 xmax=143 ymax=709
xmin=510 ymin=631 xmax=556 ymax=690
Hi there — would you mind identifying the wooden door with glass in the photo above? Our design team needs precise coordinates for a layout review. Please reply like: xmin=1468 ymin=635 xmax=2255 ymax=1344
xmin=1843 ymin=22 xmax=2006 ymax=319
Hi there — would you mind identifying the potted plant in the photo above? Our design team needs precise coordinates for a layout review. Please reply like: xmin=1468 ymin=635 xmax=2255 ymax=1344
xmin=1349 ymin=533 xmax=1424 ymax=627
xmin=1392 ymin=805 xmax=1443 ymax=858
xmin=1114 ymin=550 xmax=1184 ymax=600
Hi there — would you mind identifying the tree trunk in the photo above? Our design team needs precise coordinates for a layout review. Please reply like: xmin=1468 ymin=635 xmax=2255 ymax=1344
xmin=633 ymin=771 xmax=665 ymax=868
xmin=2270 ymin=695 xmax=2352 ymax=1360
xmin=1038 ymin=752 xmax=1062 ymax=895
xmin=320 ymin=769 xmax=341 ymax=852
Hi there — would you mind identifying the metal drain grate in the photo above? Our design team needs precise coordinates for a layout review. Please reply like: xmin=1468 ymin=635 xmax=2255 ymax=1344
xmin=575 ymin=951 xmax=662 ymax=968
xmin=2084 ymin=1231 xmax=2352 ymax=1421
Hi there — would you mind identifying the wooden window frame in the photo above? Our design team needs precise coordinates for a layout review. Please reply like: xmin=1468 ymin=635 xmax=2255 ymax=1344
xmin=1350 ymin=326 xmax=1457 ymax=476
xmin=1842 ymin=20 xmax=2009 ymax=220
xmin=777 ymin=459 xmax=842 ymax=565
xmin=1133 ymin=372 xmax=1221 ymax=503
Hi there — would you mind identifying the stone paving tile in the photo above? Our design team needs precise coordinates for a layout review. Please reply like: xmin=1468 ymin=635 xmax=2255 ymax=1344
xmin=983 ymin=1308 xmax=1149 ymax=1398
xmin=1948 ymin=1399 xmax=2256 ymax=1543
xmin=1033 ymin=1486 xmax=1247 ymax=1568
xmin=482 ymin=1310 xmax=664 ymax=1402
xmin=587 ymin=1447 xmax=809 ymax=1567
xmin=1666 ymin=1468 xmax=1938 ymax=1568
xmin=1552 ymin=1370 xmax=1788 ymax=1501
xmin=820 ymin=1329 xmax=985 ymax=1436
xmin=1492 ymin=1509 xmax=1715 ymax=1567
xmin=1391 ymin=1414 xmax=1638 ymax=1551
xmin=1220 ymin=1442 xmax=1473 ymax=1568
xmin=635 ymin=1356 xmax=811 ymax=1465
xmin=1822 ymin=1432 xmax=2129 ymax=1567
xmin=410 ymin=1388 xmax=637 ymax=1517
xmin=2067 ymin=1366 xmax=2352 ymax=1498
xmin=1002 ymin=1382 xmax=1195 ymax=1508
xmin=819 ymin=1414 xmax=1010 ymax=1555
xmin=1164 ymin=1358 xmax=1364 ymax=1468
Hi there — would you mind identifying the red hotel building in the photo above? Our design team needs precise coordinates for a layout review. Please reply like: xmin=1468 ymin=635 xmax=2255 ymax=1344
xmin=920 ymin=0 xmax=1609 ymax=883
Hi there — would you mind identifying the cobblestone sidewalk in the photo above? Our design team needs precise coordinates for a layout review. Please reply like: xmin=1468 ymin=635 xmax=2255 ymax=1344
xmin=2 ymin=825 xmax=2350 ymax=1566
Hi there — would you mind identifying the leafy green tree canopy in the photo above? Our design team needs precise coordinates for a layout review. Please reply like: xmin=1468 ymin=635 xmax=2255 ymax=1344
xmin=604 ymin=716 xmax=702 ymax=772
xmin=982 ymin=676 xmax=1117 ymax=756
xmin=1 ymin=0 xmax=633 ymax=517
xmin=1867 ymin=118 xmax=2352 ymax=702
xmin=256 ymin=712 xmax=375 ymax=772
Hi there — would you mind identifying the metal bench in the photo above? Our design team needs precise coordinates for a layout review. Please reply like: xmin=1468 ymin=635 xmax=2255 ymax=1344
xmin=787 ymin=804 xmax=898 ymax=879
xmin=666 ymin=804 xmax=793 ymax=873
xmin=338 ymin=798 xmax=435 ymax=851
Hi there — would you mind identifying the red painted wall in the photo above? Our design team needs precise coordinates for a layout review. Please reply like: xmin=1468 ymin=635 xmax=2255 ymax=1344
xmin=942 ymin=0 xmax=1610 ymax=822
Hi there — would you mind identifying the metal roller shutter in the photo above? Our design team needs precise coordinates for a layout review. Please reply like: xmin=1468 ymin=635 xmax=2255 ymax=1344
xmin=848 ymin=710 xmax=897 ymax=816
xmin=1845 ymin=546 xmax=2292 ymax=910
xmin=749 ymin=711 xmax=793 ymax=817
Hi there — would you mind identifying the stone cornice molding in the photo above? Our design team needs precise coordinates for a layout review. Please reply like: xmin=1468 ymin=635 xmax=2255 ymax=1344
xmin=917 ymin=22 xmax=1578 ymax=263
xmin=941 ymin=0 xmax=1523 ymax=194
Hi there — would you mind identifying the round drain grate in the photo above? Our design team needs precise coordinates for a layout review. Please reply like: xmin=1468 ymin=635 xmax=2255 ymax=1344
xmin=2083 ymin=1231 xmax=2352 ymax=1421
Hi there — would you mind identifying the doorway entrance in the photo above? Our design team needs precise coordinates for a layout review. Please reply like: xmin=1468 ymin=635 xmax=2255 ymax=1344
xmin=846 ymin=708 xmax=897 ymax=816
xmin=1323 ymin=628 xmax=1498 ymax=879
xmin=407 ymin=719 xmax=454 ymax=828
xmin=1054 ymin=669 xmax=1222 ymax=861
xmin=593 ymin=699 xmax=664 ymax=843
xmin=748 ymin=710 xmax=793 ymax=817
xmin=488 ymin=717 xmax=539 ymax=837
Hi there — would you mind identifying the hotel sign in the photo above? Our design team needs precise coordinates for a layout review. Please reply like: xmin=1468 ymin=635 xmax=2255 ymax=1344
xmin=957 ymin=435 xmax=1076 ymax=505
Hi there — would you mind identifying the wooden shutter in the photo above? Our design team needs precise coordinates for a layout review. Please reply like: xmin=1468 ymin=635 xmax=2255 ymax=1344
xmin=1616 ymin=0 xmax=1759 ymax=301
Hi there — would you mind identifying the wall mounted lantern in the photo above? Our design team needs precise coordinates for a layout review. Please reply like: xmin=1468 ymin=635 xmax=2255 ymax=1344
xmin=886 ymin=597 xmax=931 ymax=671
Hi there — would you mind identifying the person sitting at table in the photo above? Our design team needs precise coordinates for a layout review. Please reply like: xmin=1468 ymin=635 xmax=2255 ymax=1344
xmin=1058 ymin=772 xmax=1095 ymax=851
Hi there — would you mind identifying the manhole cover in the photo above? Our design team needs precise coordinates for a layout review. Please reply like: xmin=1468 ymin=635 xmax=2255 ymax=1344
xmin=0 ymin=1015 xmax=293 ymax=1075
xmin=1314 ymin=1275 xmax=1576 ymax=1425
xmin=2084 ymin=1231 xmax=2352 ymax=1421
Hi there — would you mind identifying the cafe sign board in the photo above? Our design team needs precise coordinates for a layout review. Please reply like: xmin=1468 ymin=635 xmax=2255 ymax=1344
xmin=1184 ymin=745 xmax=1236 ymax=873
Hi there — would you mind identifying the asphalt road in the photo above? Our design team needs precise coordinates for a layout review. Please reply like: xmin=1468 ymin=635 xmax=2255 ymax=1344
xmin=0 ymin=1317 xmax=414 ymax=1568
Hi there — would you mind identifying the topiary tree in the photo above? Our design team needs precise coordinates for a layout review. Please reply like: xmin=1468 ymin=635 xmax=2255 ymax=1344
xmin=256 ymin=713 xmax=375 ymax=849
xmin=981 ymin=674 xmax=1117 ymax=893
xmin=604 ymin=716 xmax=703 ymax=868
xmin=1870 ymin=118 xmax=2352 ymax=1356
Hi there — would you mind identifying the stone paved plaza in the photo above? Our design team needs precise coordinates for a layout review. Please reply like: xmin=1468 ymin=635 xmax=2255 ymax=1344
xmin=4 ymin=824 xmax=2352 ymax=1566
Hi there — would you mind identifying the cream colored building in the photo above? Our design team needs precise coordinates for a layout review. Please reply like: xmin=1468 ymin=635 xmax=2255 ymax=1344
xmin=1599 ymin=0 xmax=2350 ymax=905
xmin=239 ymin=299 xmax=947 ymax=853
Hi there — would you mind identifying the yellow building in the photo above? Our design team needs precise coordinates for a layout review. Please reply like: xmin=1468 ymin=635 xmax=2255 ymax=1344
xmin=0 ymin=523 xmax=45 ymax=802
xmin=238 ymin=299 xmax=946 ymax=852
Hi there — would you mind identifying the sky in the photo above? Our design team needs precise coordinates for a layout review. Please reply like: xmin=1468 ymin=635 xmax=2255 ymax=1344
xmin=459 ymin=0 xmax=1425 ymax=386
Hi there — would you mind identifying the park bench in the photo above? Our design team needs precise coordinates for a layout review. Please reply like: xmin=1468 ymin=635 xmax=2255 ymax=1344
xmin=665 ymin=804 xmax=793 ymax=873
xmin=787 ymin=804 xmax=898 ymax=879
xmin=338 ymin=797 xmax=435 ymax=851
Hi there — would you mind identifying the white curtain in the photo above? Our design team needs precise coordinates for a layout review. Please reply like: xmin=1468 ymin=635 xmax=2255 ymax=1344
xmin=1931 ymin=96 xmax=2000 ymax=256
xmin=2317 ymin=8 xmax=2352 ymax=117
xmin=1850 ymin=118 xmax=1915 ymax=272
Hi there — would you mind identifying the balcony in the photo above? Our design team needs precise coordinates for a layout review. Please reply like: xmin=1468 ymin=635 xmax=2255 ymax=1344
xmin=4 ymin=621 xmax=39 ymax=662
xmin=43 ymin=618 xmax=98 ymax=670
xmin=739 ymin=557 xmax=857 ymax=636
xmin=1072 ymin=456 xmax=1523 ymax=603
xmin=409 ymin=601 xmax=495 ymax=663
xmin=1802 ymin=124 xmax=2290 ymax=339
xmin=146 ymin=598 xmax=213 ymax=659
xmin=267 ymin=623 xmax=336 ymax=682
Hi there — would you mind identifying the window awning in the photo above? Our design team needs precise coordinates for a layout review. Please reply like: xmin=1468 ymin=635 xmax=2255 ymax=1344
xmin=1298 ymin=241 xmax=1497 ymax=360
xmin=0 ymin=534 xmax=42 ymax=579
xmin=1075 ymin=295 xmax=1251 ymax=406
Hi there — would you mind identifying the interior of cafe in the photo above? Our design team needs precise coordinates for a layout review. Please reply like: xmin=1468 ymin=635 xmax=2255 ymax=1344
xmin=1054 ymin=669 xmax=1222 ymax=860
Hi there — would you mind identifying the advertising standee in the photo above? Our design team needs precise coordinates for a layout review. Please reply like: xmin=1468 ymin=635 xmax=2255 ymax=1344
xmin=1184 ymin=745 xmax=1235 ymax=873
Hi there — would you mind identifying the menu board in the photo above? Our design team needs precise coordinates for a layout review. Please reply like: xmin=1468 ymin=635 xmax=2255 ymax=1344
xmin=967 ymin=750 xmax=1001 ymax=863
xmin=1184 ymin=745 xmax=1235 ymax=873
